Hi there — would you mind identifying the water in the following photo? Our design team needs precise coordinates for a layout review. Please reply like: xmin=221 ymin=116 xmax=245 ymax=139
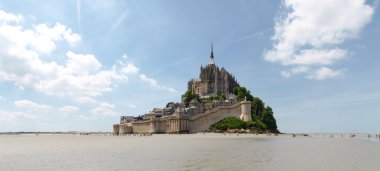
xmin=0 ymin=134 xmax=379 ymax=170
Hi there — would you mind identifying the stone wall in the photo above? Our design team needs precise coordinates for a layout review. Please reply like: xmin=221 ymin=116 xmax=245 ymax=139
xmin=119 ymin=124 xmax=133 ymax=134
xmin=132 ymin=121 xmax=152 ymax=133
xmin=120 ymin=101 xmax=251 ymax=134
xmin=113 ymin=124 xmax=120 ymax=135
xmin=188 ymin=102 xmax=242 ymax=132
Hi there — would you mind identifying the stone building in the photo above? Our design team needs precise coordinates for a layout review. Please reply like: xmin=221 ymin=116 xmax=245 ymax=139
xmin=188 ymin=44 xmax=240 ymax=98
xmin=113 ymin=45 xmax=251 ymax=135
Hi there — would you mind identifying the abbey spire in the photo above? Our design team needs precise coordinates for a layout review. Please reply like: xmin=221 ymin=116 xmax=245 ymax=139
xmin=209 ymin=43 xmax=215 ymax=65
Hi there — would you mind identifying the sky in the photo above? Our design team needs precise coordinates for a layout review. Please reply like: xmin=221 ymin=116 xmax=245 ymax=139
xmin=0 ymin=0 xmax=379 ymax=133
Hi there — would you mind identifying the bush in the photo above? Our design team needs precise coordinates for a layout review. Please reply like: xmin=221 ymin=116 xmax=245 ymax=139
xmin=246 ymin=120 xmax=267 ymax=130
xmin=210 ymin=117 xmax=247 ymax=131
xmin=210 ymin=117 xmax=269 ymax=132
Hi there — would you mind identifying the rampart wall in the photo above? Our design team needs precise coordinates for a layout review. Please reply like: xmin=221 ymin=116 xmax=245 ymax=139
xmin=188 ymin=102 xmax=242 ymax=132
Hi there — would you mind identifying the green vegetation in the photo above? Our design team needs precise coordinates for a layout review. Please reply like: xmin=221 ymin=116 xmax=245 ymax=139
xmin=184 ymin=90 xmax=227 ymax=105
xmin=166 ymin=102 xmax=174 ymax=108
xmin=233 ymin=86 xmax=278 ymax=132
xmin=184 ymin=86 xmax=279 ymax=133
xmin=210 ymin=117 xmax=246 ymax=131
xmin=183 ymin=90 xmax=199 ymax=107
xmin=210 ymin=117 xmax=267 ymax=132
xmin=261 ymin=106 xmax=277 ymax=131
xmin=200 ymin=94 xmax=227 ymax=103
xmin=233 ymin=87 xmax=253 ymax=101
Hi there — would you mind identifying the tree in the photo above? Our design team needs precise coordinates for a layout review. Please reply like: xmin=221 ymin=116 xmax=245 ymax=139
xmin=183 ymin=90 xmax=199 ymax=107
xmin=251 ymin=97 xmax=265 ymax=119
xmin=220 ymin=94 xmax=226 ymax=100
xmin=233 ymin=87 xmax=253 ymax=101
xmin=166 ymin=102 xmax=174 ymax=108
xmin=261 ymin=106 xmax=278 ymax=131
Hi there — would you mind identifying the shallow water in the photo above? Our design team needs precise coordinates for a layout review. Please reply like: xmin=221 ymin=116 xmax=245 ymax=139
xmin=0 ymin=134 xmax=379 ymax=171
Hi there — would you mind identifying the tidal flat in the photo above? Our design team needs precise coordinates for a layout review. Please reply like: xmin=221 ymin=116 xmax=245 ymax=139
xmin=0 ymin=133 xmax=379 ymax=171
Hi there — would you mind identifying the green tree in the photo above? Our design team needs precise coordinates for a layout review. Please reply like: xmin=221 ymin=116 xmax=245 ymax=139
xmin=220 ymin=94 xmax=226 ymax=100
xmin=261 ymin=106 xmax=278 ymax=131
xmin=251 ymin=97 xmax=265 ymax=119
xmin=183 ymin=90 xmax=199 ymax=107
xmin=233 ymin=87 xmax=253 ymax=101
xmin=166 ymin=102 xmax=174 ymax=108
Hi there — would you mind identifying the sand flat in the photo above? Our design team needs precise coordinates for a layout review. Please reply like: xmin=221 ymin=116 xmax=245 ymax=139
xmin=0 ymin=134 xmax=379 ymax=171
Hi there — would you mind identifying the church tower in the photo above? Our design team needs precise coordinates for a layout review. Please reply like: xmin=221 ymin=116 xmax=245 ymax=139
xmin=188 ymin=44 xmax=240 ymax=98
xmin=209 ymin=43 xmax=215 ymax=65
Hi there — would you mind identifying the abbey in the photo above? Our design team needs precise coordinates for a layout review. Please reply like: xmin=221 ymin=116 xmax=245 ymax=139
xmin=113 ymin=45 xmax=251 ymax=135
xmin=188 ymin=45 xmax=240 ymax=98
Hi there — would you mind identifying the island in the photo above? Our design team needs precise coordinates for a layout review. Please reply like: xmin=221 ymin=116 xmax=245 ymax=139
xmin=113 ymin=44 xmax=279 ymax=134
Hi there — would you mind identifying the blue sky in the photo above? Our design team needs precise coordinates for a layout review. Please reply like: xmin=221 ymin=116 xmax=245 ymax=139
xmin=0 ymin=0 xmax=379 ymax=133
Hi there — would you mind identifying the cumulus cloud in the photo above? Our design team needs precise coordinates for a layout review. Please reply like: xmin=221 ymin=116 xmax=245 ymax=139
xmin=0 ymin=110 xmax=34 ymax=121
xmin=139 ymin=74 xmax=176 ymax=93
xmin=66 ymin=51 xmax=101 ymax=75
xmin=281 ymin=66 xmax=310 ymax=78
xmin=74 ymin=96 xmax=98 ymax=104
xmin=307 ymin=67 xmax=344 ymax=80
xmin=264 ymin=0 xmax=374 ymax=80
xmin=0 ymin=10 xmax=127 ymax=99
xmin=59 ymin=105 xmax=79 ymax=113
xmin=0 ymin=10 xmax=23 ymax=23
xmin=91 ymin=102 xmax=118 ymax=116
xmin=14 ymin=100 xmax=52 ymax=111
xmin=121 ymin=63 xmax=139 ymax=74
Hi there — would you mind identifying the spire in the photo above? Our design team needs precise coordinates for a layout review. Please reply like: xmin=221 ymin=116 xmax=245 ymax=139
xmin=209 ymin=43 xmax=215 ymax=65
xmin=210 ymin=43 xmax=214 ymax=59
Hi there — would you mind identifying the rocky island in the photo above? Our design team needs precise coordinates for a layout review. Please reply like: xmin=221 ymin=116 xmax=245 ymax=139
xmin=113 ymin=45 xmax=278 ymax=134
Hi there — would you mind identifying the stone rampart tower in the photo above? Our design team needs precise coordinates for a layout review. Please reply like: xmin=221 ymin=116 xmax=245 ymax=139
xmin=240 ymin=99 xmax=252 ymax=121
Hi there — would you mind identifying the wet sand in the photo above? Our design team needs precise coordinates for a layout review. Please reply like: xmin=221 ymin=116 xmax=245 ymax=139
xmin=0 ymin=133 xmax=379 ymax=171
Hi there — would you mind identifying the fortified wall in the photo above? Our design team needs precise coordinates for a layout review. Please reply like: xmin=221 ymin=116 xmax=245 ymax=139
xmin=113 ymin=44 xmax=252 ymax=135
xmin=115 ymin=100 xmax=251 ymax=134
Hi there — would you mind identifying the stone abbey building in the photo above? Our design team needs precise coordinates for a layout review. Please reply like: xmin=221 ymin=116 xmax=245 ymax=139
xmin=188 ymin=44 xmax=240 ymax=98
xmin=113 ymin=45 xmax=252 ymax=134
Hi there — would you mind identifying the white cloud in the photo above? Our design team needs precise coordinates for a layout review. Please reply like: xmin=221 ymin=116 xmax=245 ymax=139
xmin=140 ymin=74 xmax=158 ymax=87
xmin=264 ymin=0 xmax=374 ymax=79
xmin=0 ymin=10 xmax=127 ymax=99
xmin=121 ymin=63 xmax=139 ymax=74
xmin=74 ymin=96 xmax=98 ymax=104
xmin=66 ymin=51 xmax=101 ymax=75
xmin=0 ymin=110 xmax=34 ymax=121
xmin=0 ymin=10 xmax=23 ymax=23
xmin=139 ymin=74 xmax=177 ymax=93
xmin=59 ymin=105 xmax=79 ymax=113
xmin=281 ymin=66 xmax=310 ymax=77
xmin=307 ymin=67 xmax=343 ymax=80
xmin=91 ymin=102 xmax=117 ymax=116
xmin=14 ymin=99 xmax=52 ymax=111
xmin=117 ymin=54 xmax=176 ymax=92
xmin=32 ymin=23 xmax=81 ymax=53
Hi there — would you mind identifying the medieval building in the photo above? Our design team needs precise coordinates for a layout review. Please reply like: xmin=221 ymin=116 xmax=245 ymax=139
xmin=113 ymin=45 xmax=251 ymax=135
xmin=188 ymin=44 xmax=240 ymax=98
